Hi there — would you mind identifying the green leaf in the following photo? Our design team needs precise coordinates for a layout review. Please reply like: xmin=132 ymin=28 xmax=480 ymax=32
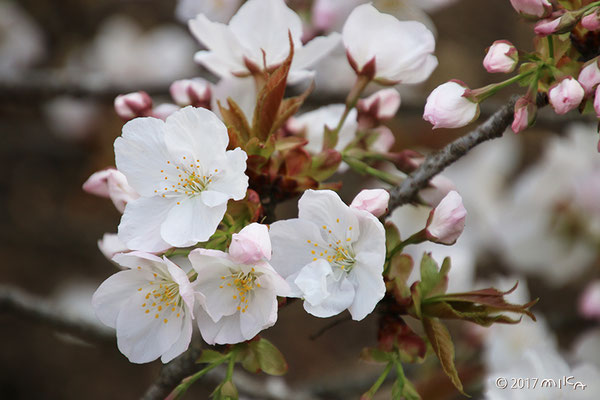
xmin=422 ymin=301 xmax=522 ymax=326
xmin=212 ymin=380 xmax=238 ymax=400
xmin=250 ymin=338 xmax=288 ymax=376
xmin=385 ymin=222 xmax=402 ymax=257
xmin=422 ymin=317 xmax=468 ymax=396
xmin=309 ymin=149 xmax=342 ymax=182
xmin=360 ymin=347 xmax=393 ymax=364
xmin=416 ymin=253 xmax=450 ymax=300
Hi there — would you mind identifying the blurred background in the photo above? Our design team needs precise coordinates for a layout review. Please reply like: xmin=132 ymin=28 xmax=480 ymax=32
xmin=2 ymin=0 xmax=600 ymax=399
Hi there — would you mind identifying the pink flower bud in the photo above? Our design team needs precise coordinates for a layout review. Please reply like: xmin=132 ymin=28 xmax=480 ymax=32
xmin=579 ymin=281 xmax=600 ymax=319
xmin=170 ymin=78 xmax=212 ymax=108
xmin=425 ymin=190 xmax=467 ymax=245
xmin=548 ymin=77 xmax=584 ymax=115
xmin=594 ymin=85 xmax=600 ymax=118
xmin=370 ymin=126 xmax=395 ymax=153
xmin=151 ymin=103 xmax=180 ymax=121
xmin=578 ymin=58 xmax=600 ymax=94
xmin=357 ymin=88 xmax=401 ymax=121
xmin=534 ymin=17 xmax=561 ymax=36
xmin=350 ymin=189 xmax=390 ymax=217
xmin=229 ymin=223 xmax=272 ymax=264
xmin=582 ymin=9 xmax=600 ymax=31
xmin=509 ymin=0 xmax=552 ymax=19
xmin=419 ymin=175 xmax=456 ymax=208
xmin=511 ymin=96 xmax=537 ymax=133
xmin=114 ymin=91 xmax=153 ymax=121
xmin=82 ymin=168 xmax=139 ymax=213
xmin=483 ymin=40 xmax=518 ymax=74
xmin=423 ymin=81 xmax=479 ymax=129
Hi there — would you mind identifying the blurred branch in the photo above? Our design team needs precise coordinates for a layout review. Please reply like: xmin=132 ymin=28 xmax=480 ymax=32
xmin=388 ymin=94 xmax=549 ymax=211
xmin=0 ymin=284 xmax=114 ymax=344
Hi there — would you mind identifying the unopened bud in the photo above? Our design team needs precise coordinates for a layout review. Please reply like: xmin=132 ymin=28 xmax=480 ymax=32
xmin=582 ymin=9 xmax=600 ymax=31
xmin=114 ymin=91 xmax=153 ymax=121
xmin=423 ymin=81 xmax=479 ymax=129
xmin=512 ymin=96 xmax=537 ymax=133
xmin=509 ymin=0 xmax=552 ymax=19
xmin=350 ymin=189 xmax=389 ymax=217
xmin=425 ymin=190 xmax=467 ymax=245
xmin=548 ymin=77 xmax=584 ymax=115
xmin=357 ymin=88 xmax=401 ymax=122
xmin=170 ymin=78 xmax=212 ymax=108
xmin=578 ymin=58 xmax=600 ymax=95
xmin=483 ymin=40 xmax=518 ymax=74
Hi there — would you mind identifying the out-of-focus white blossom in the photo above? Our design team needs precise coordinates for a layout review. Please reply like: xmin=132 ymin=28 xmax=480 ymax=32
xmin=170 ymin=78 xmax=212 ymax=108
xmin=189 ymin=0 xmax=340 ymax=84
xmin=357 ymin=88 xmax=401 ymax=121
xmin=342 ymin=4 xmax=437 ymax=84
xmin=176 ymin=0 xmax=242 ymax=24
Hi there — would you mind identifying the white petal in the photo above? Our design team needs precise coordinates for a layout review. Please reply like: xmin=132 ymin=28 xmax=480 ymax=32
xmin=269 ymin=218 xmax=328 ymax=278
xmin=228 ymin=0 xmax=302 ymax=67
xmin=294 ymin=259 xmax=332 ymax=306
xmin=163 ymin=257 xmax=195 ymax=311
xmin=207 ymin=148 xmax=249 ymax=201
xmin=239 ymin=288 xmax=278 ymax=339
xmin=188 ymin=14 xmax=246 ymax=76
xmin=291 ymin=33 xmax=341 ymax=82
xmin=161 ymin=196 xmax=226 ymax=246
xmin=347 ymin=252 xmax=385 ymax=321
xmin=164 ymin=106 xmax=229 ymax=164
xmin=112 ymin=251 xmax=165 ymax=270
xmin=195 ymin=304 xmax=245 ymax=345
xmin=116 ymin=290 xmax=183 ymax=363
xmin=115 ymin=117 xmax=174 ymax=197
xmin=389 ymin=54 xmax=438 ymax=85
xmin=255 ymin=263 xmax=290 ymax=297
xmin=160 ymin=309 xmax=193 ymax=363
xmin=303 ymin=275 xmax=355 ymax=318
xmin=118 ymin=197 xmax=173 ymax=252
xmin=92 ymin=269 xmax=152 ymax=328
xmin=298 ymin=189 xmax=360 ymax=242
xmin=229 ymin=223 xmax=272 ymax=263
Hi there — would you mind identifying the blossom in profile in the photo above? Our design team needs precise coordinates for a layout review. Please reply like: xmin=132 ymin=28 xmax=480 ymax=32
xmin=423 ymin=81 xmax=479 ymax=129
xmin=578 ymin=58 xmax=600 ymax=95
xmin=357 ymin=88 xmax=401 ymax=121
xmin=342 ymin=3 xmax=437 ymax=84
xmin=269 ymin=190 xmax=386 ymax=321
xmin=114 ymin=91 xmax=153 ymax=121
xmin=92 ymin=252 xmax=196 ymax=363
xmin=188 ymin=0 xmax=340 ymax=83
xmin=350 ymin=189 xmax=389 ymax=217
xmin=509 ymin=0 xmax=552 ymax=19
xmin=169 ymin=78 xmax=212 ymax=108
xmin=83 ymin=168 xmax=139 ymax=213
xmin=115 ymin=106 xmax=248 ymax=252
xmin=190 ymin=223 xmax=289 ymax=344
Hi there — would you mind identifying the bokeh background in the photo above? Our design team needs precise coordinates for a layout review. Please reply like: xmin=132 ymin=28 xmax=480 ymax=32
xmin=2 ymin=0 xmax=600 ymax=399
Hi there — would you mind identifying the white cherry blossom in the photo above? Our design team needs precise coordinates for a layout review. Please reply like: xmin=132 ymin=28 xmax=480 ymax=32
xmin=342 ymin=3 xmax=437 ymax=84
xmin=287 ymin=104 xmax=357 ymax=154
xmin=115 ymin=106 xmax=248 ymax=252
xmin=189 ymin=0 xmax=340 ymax=84
xmin=189 ymin=224 xmax=289 ymax=345
xmin=92 ymin=252 xmax=196 ymax=363
xmin=269 ymin=190 xmax=386 ymax=321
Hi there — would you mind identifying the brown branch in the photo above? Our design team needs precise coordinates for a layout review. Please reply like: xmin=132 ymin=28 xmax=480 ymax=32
xmin=388 ymin=95 xmax=548 ymax=211
xmin=0 ymin=285 xmax=114 ymax=344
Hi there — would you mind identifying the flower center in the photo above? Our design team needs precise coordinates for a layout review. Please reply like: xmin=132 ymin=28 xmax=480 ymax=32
xmin=156 ymin=156 xmax=220 ymax=199
xmin=307 ymin=221 xmax=356 ymax=273
xmin=138 ymin=269 xmax=183 ymax=324
xmin=219 ymin=268 xmax=261 ymax=314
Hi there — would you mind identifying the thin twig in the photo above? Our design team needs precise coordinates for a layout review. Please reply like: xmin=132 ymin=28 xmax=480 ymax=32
xmin=0 ymin=285 xmax=114 ymax=344
xmin=388 ymin=94 xmax=548 ymax=210
xmin=309 ymin=314 xmax=352 ymax=341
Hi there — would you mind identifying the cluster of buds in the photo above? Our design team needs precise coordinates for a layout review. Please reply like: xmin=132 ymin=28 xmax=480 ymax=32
xmin=421 ymin=0 xmax=600 ymax=143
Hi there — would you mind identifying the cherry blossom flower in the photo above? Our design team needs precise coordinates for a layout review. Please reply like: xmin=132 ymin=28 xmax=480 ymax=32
xmin=92 ymin=252 xmax=195 ymax=363
xmin=188 ymin=0 xmax=340 ymax=84
xmin=342 ymin=3 xmax=437 ymax=84
xmin=269 ymin=190 xmax=386 ymax=321
xmin=426 ymin=190 xmax=467 ymax=245
xmin=288 ymin=104 xmax=357 ymax=154
xmin=98 ymin=233 xmax=130 ymax=260
xmin=483 ymin=40 xmax=518 ymax=74
xmin=83 ymin=168 xmax=139 ymax=213
xmin=423 ymin=81 xmax=479 ymax=129
xmin=548 ymin=77 xmax=584 ymax=115
xmin=189 ymin=224 xmax=289 ymax=344
xmin=357 ymin=88 xmax=401 ymax=121
xmin=176 ymin=0 xmax=241 ymax=24
xmin=115 ymin=106 xmax=248 ymax=252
